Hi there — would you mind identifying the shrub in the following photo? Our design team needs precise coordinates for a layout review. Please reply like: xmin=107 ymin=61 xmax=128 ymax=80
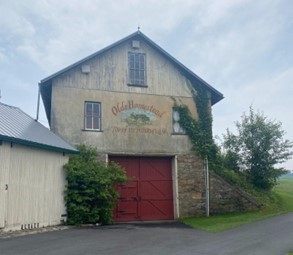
xmin=64 ymin=145 xmax=127 ymax=225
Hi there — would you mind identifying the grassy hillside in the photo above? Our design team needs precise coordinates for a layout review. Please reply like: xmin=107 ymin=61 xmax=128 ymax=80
xmin=274 ymin=178 xmax=293 ymax=211
xmin=181 ymin=178 xmax=293 ymax=232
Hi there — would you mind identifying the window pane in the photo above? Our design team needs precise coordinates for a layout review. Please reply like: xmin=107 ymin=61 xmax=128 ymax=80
xmin=139 ymin=70 xmax=144 ymax=80
xmin=129 ymin=60 xmax=134 ymax=69
xmin=86 ymin=116 xmax=92 ymax=129
xmin=173 ymin=123 xmax=181 ymax=133
xmin=179 ymin=126 xmax=185 ymax=133
xmin=130 ymin=54 xmax=134 ymax=61
xmin=140 ymin=60 xmax=145 ymax=69
xmin=129 ymin=54 xmax=134 ymax=68
xmin=93 ymin=117 xmax=99 ymax=130
xmin=173 ymin=110 xmax=180 ymax=121
xmin=86 ymin=103 xmax=92 ymax=114
xmin=130 ymin=70 xmax=134 ymax=81
xmin=93 ymin=103 xmax=99 ymax=114
xmin=139 ymin=55 xmax=145 ymax=68
xmin=134 ymin=59 xmax=139 ymax=69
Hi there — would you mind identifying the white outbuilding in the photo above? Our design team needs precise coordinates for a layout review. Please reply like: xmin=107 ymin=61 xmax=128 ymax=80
xmin=0 ymin=102 xmax=77 ymax=232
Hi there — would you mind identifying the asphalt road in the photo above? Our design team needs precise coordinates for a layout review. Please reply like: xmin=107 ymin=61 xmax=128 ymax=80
xmin=0 ymin=213 xmax=292 ymax=255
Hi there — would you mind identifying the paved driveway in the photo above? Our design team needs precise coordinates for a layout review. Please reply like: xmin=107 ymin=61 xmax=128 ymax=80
xmin=0 ymin=213 xmax=292 ymax=255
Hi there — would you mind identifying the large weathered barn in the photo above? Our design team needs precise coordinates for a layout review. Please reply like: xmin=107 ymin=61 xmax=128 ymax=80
xmin=39 ymin=31 xmax=258 ymax=221
xmin=0 ymin=103 xmax=77 ymax=231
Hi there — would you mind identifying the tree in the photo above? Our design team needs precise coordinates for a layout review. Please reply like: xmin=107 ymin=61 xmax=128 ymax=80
xmin=222 ymin=107 xmax=293 ymax=190
xmin=64 ymin=145 xmax=127 ymax=225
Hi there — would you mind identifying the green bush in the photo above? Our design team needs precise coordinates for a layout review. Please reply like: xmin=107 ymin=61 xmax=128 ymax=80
xmin=64 ymin=145 xmax=127 ymax=225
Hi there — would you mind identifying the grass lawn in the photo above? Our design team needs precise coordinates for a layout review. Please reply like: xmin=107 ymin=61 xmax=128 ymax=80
xmin=181 ymin=178 xmax=293 ymax=232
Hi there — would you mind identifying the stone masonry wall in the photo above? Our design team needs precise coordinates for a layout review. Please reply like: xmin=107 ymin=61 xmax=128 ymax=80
xmin=95 ymin=153 xmax=108 ymax=165
xmin=177 ymin=153 xmax=260 ymax=218
xmin=209 ymin=173 xmax=260 ymax=214
xmin=177 ymin=153 xmax=206 ymax=217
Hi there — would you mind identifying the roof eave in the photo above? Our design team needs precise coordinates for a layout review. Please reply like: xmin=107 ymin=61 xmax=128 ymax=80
xmin=39 ymin=31 xmax=141 ymax=85
xmin=0 ymin=135 xmax=79 ymax=154
xmin=136 ymin=32 xmax=224 ymax=105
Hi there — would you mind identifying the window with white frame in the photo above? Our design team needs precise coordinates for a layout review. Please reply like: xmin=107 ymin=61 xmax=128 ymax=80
xmin=173 ymin=109 xmax=185 ymax=134
xmin=128 ymin=52 xmax=146 ymax=86
xmin=84 ymin=102 xmax=101 ymax=131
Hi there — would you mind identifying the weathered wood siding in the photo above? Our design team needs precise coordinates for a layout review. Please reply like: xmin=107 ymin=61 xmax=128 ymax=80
xmin=50 ymin=38 xmax=201 ymax=154
xmin=0 ymin=142 xmax=10 ymax=228
xmin=0 ymin=142 xmax=68 ymax=231
xmin=52 ymin=40 xmax=192 ymax=97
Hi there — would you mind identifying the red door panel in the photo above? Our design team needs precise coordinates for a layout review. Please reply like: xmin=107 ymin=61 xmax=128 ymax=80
xmin=140 ymin=181 xmax=173 ymax=200
xmin=140 ymin=200 xmax=174 ymax=220
xmin=140 ymin=158 xmax=172 ymax=181
xmin=114 ymin=157 xmax=140 ymax=181
xmin=139 ymin=158 xmax=173 ymax=220
xmin=110 ymin=156 xmax=174 ymax=222
xmin=111 ymin=157 xmax=140 ymax=221
xmin=115 ymin=184 xmax=139 ymax=221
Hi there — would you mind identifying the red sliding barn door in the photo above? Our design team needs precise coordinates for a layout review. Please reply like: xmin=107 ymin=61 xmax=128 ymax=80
xmin=110 ymin=156 xmax=174 ymax=222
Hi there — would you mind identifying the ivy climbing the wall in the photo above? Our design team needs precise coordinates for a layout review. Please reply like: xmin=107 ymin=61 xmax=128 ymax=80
xmin=173 ymin=82 xmax=219 ymax=170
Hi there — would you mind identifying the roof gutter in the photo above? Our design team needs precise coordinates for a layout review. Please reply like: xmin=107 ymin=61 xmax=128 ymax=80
xmin=0 ymin=135 xmax=79 ymax=154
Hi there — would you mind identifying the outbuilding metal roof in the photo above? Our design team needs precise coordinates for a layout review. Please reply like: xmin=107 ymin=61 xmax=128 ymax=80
xmin=0 ymin=102 xmax=78 ymax=154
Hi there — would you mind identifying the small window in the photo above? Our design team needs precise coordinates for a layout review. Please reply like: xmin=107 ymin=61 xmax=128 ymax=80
xmin=173 ymin=109 xmax=185 ymax=134
xmin=84 ymin=102 xmax=101 ymax=131
xmin=128 ymin=52 xmax=146 ymax=86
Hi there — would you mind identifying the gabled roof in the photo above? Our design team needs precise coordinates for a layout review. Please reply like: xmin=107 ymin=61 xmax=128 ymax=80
xmin=0 ymin=102 xmax=78 ymax=154
xmin=40 ymin=30 xmax=224 ymax=123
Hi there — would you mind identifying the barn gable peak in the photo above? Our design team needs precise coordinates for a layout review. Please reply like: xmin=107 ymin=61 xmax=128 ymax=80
xmin=39 ymin=31 xmax=223 ymax=124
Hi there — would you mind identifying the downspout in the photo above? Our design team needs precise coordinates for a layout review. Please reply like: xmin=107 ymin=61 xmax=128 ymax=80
xmin=36 ymin=83 xmax=40 ymax=121
xmin=204 ymin=157 xmax=210 ymax=216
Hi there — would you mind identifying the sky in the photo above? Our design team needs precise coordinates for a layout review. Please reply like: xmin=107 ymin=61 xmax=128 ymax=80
xmin=0 ymin=0 xmax=292 ymax=170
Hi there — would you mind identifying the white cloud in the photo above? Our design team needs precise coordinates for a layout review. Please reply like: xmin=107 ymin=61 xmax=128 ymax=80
xmin=0 ymin=7 xmax=35 ymax=39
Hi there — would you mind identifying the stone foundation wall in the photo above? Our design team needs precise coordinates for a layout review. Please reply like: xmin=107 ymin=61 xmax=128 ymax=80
xmin=209 ymin=173 xmax=260 ymax=214
xmin=177 ymin=153 xmax=206 ymax=217
xmin=95 ymin=153 xmax=108 ymax=164
xmin=177 ymin=153 xmax=260 ymax=218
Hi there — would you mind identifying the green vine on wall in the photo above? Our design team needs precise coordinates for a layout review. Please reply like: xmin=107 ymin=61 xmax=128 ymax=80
xmin=173 ymin=82 xmax=218 ymax=169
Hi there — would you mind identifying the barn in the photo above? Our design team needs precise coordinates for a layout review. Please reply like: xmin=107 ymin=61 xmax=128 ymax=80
xmin=39 ymin=30 xmax=258 ymax=221
xmin=0 ymin=102 xmax=77 ymax=231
